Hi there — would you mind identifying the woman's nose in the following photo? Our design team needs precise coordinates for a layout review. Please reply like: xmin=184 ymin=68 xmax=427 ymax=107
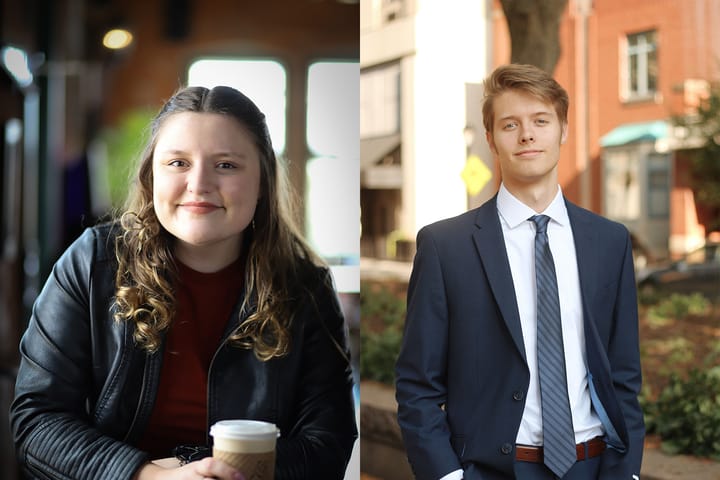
xmin=186 ymin=164 xmax=213 ymax=193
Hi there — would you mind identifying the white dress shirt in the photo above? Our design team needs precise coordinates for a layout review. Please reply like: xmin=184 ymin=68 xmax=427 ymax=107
xmin=497 ymin=184 xmax=603 ymax=446
xmin=439 ymin=185 xmax=603 ymax=480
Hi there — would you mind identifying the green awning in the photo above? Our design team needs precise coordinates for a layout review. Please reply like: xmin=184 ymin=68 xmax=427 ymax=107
xmin=600 ymin=120 xmax=668 ymax=147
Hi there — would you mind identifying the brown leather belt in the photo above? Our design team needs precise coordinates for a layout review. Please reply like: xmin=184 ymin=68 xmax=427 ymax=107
xmin=515 ymin=437 xmax=606 ymax=463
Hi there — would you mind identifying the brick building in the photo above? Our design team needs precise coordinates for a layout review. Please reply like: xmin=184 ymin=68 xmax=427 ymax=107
xmin=493 ymin=0 xmax=720 ymax=260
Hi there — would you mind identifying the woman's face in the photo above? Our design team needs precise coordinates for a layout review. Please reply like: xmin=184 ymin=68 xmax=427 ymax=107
xmin=152 ymin=112 xmax=262 ymax=270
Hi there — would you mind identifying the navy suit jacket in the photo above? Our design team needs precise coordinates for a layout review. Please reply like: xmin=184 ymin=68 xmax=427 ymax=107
xmin=395 ymin=196 xmax=644 ymax=480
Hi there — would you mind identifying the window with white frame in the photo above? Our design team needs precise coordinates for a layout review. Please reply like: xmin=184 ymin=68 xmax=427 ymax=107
xmin=623 ymin=30 xmax=658 ymax=101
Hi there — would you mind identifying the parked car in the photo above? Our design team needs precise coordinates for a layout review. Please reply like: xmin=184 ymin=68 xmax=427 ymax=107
xmin=636 ymin=242 xmax=720 ymax=297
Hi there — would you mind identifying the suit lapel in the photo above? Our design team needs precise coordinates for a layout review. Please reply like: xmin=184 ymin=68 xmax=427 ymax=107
xmin=471 ymin=197 xmax=527 ymax=363
xmin=566 ymin=201 xmax=598 ymax=303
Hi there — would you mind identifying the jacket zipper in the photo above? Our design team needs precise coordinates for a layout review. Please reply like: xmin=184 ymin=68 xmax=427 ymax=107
xmin=123 ymin=331 xmax=165 ymax=443
xmin=205 ymin=303 xmax=248 ymax=443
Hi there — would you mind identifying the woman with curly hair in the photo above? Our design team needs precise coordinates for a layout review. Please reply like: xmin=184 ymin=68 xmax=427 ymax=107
xmin=10 ymin=86 xmax=357 ymax=480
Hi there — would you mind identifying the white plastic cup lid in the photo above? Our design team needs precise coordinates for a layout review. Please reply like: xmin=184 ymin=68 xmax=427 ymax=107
xmin=210 ymin=420 xmax=280 ymax=440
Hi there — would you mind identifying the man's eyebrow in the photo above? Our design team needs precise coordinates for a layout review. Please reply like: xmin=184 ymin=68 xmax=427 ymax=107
xmin=497 ymin=111 xmax=553 ymax=121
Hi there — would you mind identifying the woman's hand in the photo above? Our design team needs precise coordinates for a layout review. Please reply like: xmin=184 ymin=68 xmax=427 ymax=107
xmin=133 ymin=457 xmax=245 ymax=480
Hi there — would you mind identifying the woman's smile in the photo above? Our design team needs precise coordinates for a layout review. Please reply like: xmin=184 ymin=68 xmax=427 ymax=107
xmin=178 ymin=201 xmax=223 ymax=214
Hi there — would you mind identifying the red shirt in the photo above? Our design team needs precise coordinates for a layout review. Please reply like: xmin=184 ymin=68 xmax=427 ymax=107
xmin=138 ymin=258 xmax=243 ymax=458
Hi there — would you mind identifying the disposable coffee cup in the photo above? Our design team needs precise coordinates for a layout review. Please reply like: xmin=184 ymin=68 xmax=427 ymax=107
xmin=210 ymin=420 xmax=279 ymax=480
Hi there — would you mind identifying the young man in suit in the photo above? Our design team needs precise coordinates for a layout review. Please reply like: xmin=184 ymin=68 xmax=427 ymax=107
xmin=395 ymin=63 xmax=644 ymax=480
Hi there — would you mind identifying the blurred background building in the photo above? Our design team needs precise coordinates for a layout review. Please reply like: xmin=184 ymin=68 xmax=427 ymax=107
xmin=0 ymin=1 xmax=359 ymax=478
xmin=361 ymin=0 xmax=720 ymax=269
xmin=360 ymin=0 xmax=493 ymax=262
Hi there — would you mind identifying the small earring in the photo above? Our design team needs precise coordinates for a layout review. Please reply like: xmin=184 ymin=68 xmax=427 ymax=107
xmin=252 ymin=219 xmax=256 ymax=230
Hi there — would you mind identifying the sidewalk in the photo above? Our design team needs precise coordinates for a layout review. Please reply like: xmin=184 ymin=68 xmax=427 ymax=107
xmin=360 ymin=257 xmax=412 ymax=283
xmin=642 ymin=444 xmax=720 ymax=480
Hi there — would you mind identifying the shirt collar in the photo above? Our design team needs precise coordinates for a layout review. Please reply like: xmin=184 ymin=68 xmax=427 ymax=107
xmin=497 ymin=183 xmax=569 ymax=229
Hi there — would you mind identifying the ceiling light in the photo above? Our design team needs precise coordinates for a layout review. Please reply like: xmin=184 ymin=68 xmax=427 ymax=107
xmin=102 ymin=29 xmax=133 ymax=50
xmin=1 ymin=46 xmax=33 ymax=87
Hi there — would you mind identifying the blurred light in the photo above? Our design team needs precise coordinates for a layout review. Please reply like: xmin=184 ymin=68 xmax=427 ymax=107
xmin=1 ymin=46 xmax=33 ymax=88
xmin=6 ymin=118 xmax=22 ymax=144
xmin=463 ymin=124 xmax=475 ymax=148
xmin=103 ymin=29 xmax=133 ymax=49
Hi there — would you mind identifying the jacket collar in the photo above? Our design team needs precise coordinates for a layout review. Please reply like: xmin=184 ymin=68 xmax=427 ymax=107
xmin=471 ymin=195 xmax=526 ymax=362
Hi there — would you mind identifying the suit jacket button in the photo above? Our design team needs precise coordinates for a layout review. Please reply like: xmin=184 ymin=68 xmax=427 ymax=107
xmin=501 ymin=443 xmax=513 ymax=455
xmin=513 ymin=390 xmax=524 ymax=401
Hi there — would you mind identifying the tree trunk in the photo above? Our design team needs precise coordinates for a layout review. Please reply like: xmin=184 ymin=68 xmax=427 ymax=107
xmin=499 ymin=0 xmax=568 ymax=73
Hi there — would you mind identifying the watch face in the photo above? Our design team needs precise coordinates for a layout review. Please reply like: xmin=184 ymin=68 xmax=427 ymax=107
xmin=172 ymin=445 xmax=212 ymax=465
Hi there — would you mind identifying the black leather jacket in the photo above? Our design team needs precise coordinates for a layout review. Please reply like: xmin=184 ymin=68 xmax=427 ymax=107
xmin=10 ymin=224 xmax=358 ymax=479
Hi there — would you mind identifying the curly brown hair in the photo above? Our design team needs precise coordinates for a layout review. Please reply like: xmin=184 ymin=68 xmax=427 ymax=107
xmin=113 ymin=86 xmax=322 ymax=360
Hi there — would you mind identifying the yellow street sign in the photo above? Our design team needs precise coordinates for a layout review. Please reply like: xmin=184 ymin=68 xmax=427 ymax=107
xmin=461 ymin=154 xmax=492 ymax=196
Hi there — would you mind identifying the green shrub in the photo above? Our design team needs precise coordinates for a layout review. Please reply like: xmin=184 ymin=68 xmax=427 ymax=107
xmin=648 ymin=293 xmax=710 ymax=324
xmin=99 ymin=109 xmax=154 ymax=207
xmin=646 ymin=367 xmax=720 ymax=459
xmin=360 ymin=283 xmax=406 ymax=385
xmin=638 ymin=287 xmax=662 ymax=306
xmin=360 ymin=327 xmax=403 ymax=385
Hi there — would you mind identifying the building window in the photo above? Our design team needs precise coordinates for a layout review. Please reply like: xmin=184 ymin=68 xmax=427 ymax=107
xmin=306 ymin=61 xmax=359 ymax=161
xmin=187 ymin=58 xmax=287 ymax=153
xmin=381 ymin=0 xmax=406 ymax=23
xmin=304 ymin=61 xmax=360 ymax=270
xmin=623 ymin=30 xmax=658 ymax=101
xmin=604 ymin=149 xmax=641 ymax=220
xmin=360 ymin=63 xmax=401 ymax=138
xmin=647 ymin=153 xmax=670 ymax=218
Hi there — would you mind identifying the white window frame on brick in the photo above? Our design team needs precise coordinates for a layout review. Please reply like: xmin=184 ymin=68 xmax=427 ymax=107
xmin=620 ymin=30 xmax=658 ymax=102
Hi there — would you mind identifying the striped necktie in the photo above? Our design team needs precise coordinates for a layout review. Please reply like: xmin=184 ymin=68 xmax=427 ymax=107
xmin=530 ymin=214 xmax=577 ymax=477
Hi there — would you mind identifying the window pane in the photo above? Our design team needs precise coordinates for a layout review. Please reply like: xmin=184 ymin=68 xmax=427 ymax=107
xmin=188 ymin=59 xmax=287 ymax=153
xmin=629 ymin=55 xmax=638 ymax=93
xmin=305 ymin=61 xmax=360 ymax=291
xmin=647 ymin=49 xmax=658 ymax=92
xmin=605 ymin=150 xmax=641 ymax=220
xmin=307 ymin=61 xmax=359 ymax=157
xmin=360 ymin=63 xmax=400 ymax=137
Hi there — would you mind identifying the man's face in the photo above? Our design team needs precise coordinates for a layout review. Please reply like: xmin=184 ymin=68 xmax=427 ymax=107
xmin=486 ymin=90 xmax=567 ymax=190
